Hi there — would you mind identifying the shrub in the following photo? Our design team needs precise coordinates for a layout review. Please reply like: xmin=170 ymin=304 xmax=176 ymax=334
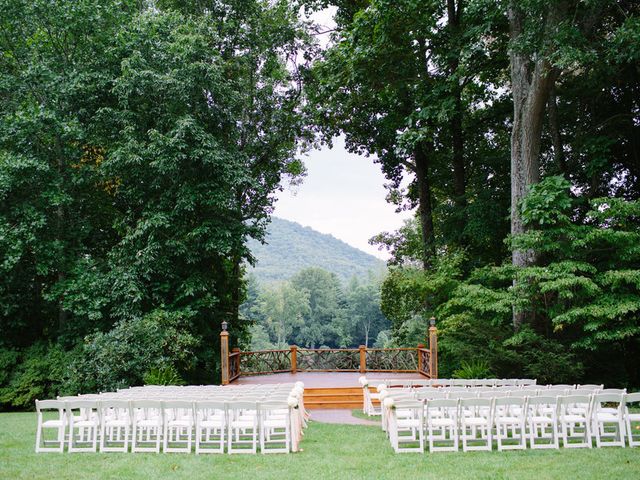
xmin=0 ymin=343 xmax=81 ymax=410
xmin=70 ymin=309 xmax=200 ymax=393
xmin=453 ymin=360 xmax=493 ymax=379
xmin=143 ymin=365 xmax=186 ymax=386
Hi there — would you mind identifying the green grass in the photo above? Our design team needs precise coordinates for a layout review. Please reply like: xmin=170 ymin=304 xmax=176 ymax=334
xmin=350 ymin=409 xmax=377 ymax=421
xmin=2 ymin=412 xmax=639 ymax=480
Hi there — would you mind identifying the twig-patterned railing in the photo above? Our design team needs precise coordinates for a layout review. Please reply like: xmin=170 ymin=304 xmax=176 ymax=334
xmin=229 ymin=351 xmax=241 ymax=382
xmin=239 ymin=349 xmax=291 ymax=376
xmin=220 ymin=321 xmax=439 ymax=384
xmin=367 ymin=348 xmax=418 ymax=372
xmin=417 ymin=348 xmax=431 ymax=378
xmin=231 ymin=346 xmax=433 ymax=377
xmin=296 ymin=348 xmax=360 ymax=371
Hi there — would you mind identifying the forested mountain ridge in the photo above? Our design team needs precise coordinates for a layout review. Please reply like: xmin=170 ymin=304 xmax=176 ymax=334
xmin=247 ymin=217 xmax=385 ymax=283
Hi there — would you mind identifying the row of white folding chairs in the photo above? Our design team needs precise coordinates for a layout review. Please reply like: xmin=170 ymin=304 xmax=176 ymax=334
xmin=366 ymin=378 xmax=538 ymax=388
xmin=383 ymin=392 xmax=640 ymax=453
xmin=35 ymin=399 xmax=303 ymax=454
xmin=379 ymin=388 xmax=622 ymax=430
xmin=362 ymin=383 xmax=607 ymax=417
xmin=414 ymin=387 xmax=616 ymax=400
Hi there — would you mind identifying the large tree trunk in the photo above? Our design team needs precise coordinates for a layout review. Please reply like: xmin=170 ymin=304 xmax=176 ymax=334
xmin=508 ymin=2 xmax=562 ymax=330
xmin=414 ymin=143 xmax=436 ymax=269
xmin=447 ymin=0 xmax=466 ymax=210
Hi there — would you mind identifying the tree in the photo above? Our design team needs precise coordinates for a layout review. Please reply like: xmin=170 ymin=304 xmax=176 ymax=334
xmin=290 ymin=268 xmax=347 ymax=347
xmin=345 ymin=275 xmax=387 ymax=347
xmin=506 ymin=0 xmax=635 ymax=328
xmin=0 ymin=0 xmax=314 ymax=404
xmin=258 ymin=283 xmax=310 ymax=348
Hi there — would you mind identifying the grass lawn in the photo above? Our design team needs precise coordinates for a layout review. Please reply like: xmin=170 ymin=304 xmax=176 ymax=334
xmin=1 ymin=412 xmax=639 ymax=480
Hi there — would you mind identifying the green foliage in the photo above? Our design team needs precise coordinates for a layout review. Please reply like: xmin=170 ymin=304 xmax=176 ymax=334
xmin=453 ymin=360 xmax=493 ymax=380
xmin=380 ymin=252 xmax=465 ymax=344
xmin=143 ymin=366 xmax=186 ymax=386
xmin=243 ymin=267 xmax=391 ymax=349
xmin=381 ymin=176 xmax=640 ymax=386
xmin=0 ymin=0 xmax=313 ymax=403
xmin=0 ymin=343 xmax=81 ymax=410
xmin=70 ymin=310 xmax=199 ymax=393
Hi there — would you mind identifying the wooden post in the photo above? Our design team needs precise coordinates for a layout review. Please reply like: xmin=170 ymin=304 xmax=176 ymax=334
xmin=428 ymin=317 xmax=438 ymax=379
xmin=417 ymin=343 xmax=425 ymax=373
xmin=220 ymin=328 xmax=230 ymax=385
xmin=290 ymin=345 xmax=298 ymax=374
xmin=359 ymin=345 xmax=366 ymax=373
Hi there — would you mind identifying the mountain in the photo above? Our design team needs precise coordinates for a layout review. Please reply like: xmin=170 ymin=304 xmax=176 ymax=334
xmin=247 ymin=217 xmax=386 ymax=283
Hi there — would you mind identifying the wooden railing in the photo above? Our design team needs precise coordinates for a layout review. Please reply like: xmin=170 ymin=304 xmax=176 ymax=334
xmin=239 ymin=349 xmax=291 ymax=375
xmin=220 ymin=319 xmax=439 ymax=384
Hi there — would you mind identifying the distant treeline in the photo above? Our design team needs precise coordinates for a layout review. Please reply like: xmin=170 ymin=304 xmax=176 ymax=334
xmin=241 ymin=267 xmax=391 ymax=350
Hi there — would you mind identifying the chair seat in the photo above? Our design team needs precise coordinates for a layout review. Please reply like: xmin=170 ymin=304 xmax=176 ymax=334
xmin=168 ymin=420 xmax=192 ymax=427
xmin=464 ymin=417 xmax=490 ymax=426
xmin=200 ymin=419 xmax=224 ymax=428
xmin=560 ymin=414 xmax=587 ymax=423
xmin=599 ymin=408 xmax=616 ymax=414
xmin=595 ymin=413 xmax=620 ymax=422
xmin=429 ymin=418 xmax=456 ymax=427
xmin=137 ymin=419 xmax=161 ymax=427
xmin=231 ymin=419 xmax=256 ymax=428
xmin=104 ymin=419 xmax=129 ymax=427
xmin=496 ymin=416 xmax=522 ymax=424
xmin=42 ymin=420 xmax=64 ymax=428
xmin=74 ymin=419 xmax=99 ymax=427
xmin=530 ymin=415 xmax=554 ymax=423
xmin=397 ymin=418 xmax=421 ymax=428
xmin=263 ymin=419 xmax=287 ymax=428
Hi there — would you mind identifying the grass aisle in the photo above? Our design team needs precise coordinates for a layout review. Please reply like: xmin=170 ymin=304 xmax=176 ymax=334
xmin=1 ymin=412 xmax=639 ymax=480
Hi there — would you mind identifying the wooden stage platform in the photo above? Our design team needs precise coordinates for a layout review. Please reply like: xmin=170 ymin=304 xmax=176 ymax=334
xmin=231 ymin=372 xmax=425 ymax=409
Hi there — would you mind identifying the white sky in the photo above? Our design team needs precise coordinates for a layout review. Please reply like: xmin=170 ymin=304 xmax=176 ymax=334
xmin=274 ymin=137 xmax=413 ymax=260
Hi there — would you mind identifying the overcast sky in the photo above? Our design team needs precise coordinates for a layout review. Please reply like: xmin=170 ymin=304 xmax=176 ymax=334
xmin=274 ymin=137 xmax=413 ymax=260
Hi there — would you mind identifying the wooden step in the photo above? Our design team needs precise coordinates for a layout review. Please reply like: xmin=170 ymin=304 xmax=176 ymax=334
xmin=303 ymin=386 xmax=367 ymax=410
xmin=304 ymin=387 xmax=362 ymax=395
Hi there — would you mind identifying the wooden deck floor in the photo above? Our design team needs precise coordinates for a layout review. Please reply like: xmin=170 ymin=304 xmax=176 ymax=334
xmin=232 ymin=371 xmax=424 ymax=388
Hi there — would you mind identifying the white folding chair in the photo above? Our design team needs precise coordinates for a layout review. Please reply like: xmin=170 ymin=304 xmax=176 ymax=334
xmin=99 ymin=399 xmax=131 ymax=452
xmin=592 ymin=393 xmax=625 ymax=448
xmin=259 ymin=401 xmax=291 ymax=454
xmin=131 ymin=400 xmax=163 ymax=453
xmin=624 ymin=392 xmax=640 ymax=447
xmin=558 ymin=395 xmax=592 ymax=448
xmin=163 ymin=400 xmax=194 ymax=453
xmin=227 ymin=401 xmax=259 ymax=454
xmin=526 ymin=396 xmax=559 ymax=449
xmin=388 ymin=399 xmax=424 ymax=453
xmin=425 ymin=398 xmax=458 ymax=452
xmin=459 ymin=398 xmax=493 ymax=451
xmin=493 ymin=397 xmax=527 ymax=451
xmin=35 ymin=400 xmax=66 ymax=453
xmin=67 ymin=400 xmax=100 ymax=452
xmin=195 ymin=400 xmax=226 ymax=454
